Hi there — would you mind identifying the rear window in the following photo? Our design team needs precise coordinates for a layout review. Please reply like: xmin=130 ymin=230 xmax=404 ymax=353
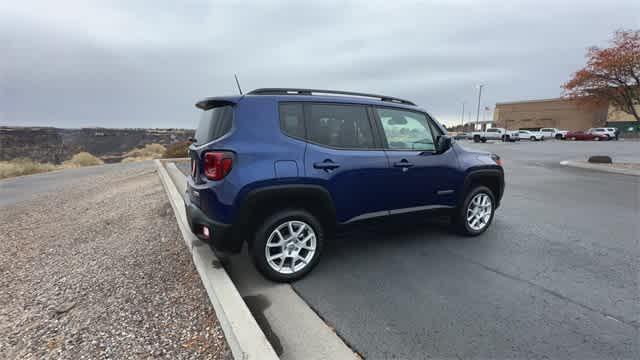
xmin=195 ymin=105 xmax=233 ymax=145
xmin=487 ymin=129 xmax=499 ymax=133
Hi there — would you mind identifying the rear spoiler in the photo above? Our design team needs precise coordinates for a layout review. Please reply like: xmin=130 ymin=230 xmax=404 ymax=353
xmin=195 ymin=96 xmax=243 ymax=110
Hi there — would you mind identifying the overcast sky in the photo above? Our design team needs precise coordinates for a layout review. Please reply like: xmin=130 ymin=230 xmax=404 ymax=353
xmin=1 ymin=0 xmax=639 ymax=129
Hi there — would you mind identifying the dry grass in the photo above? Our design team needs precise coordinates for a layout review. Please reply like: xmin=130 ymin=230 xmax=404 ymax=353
xmin=122 ymin=143 xmax=166 ymax=162
xmin=63 ymin=152 xmax=104 ymax=167
xmin=0 ymin=152 xmax=105 ymax=180
xmin=0 ymin=158 xmax=59 ymax=179
xmin=163 ymin=141 xmax=190 ymax=159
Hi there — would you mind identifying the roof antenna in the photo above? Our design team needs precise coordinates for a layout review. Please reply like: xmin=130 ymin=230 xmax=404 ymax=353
xmin=234 ymin=74 xmax=243 ymax=95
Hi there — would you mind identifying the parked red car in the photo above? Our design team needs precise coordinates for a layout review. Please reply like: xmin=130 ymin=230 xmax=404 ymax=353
xmin=565 ymin=130 xmax=608 ymax=141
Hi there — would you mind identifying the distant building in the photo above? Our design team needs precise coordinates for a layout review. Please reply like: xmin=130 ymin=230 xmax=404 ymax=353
xmin=607 ymin=103 xmax=640 ymax=135
xmin=493 ymin=98 xmax=608 ymax=131
xmin=492 ymin=98 xmax=639 ymax=135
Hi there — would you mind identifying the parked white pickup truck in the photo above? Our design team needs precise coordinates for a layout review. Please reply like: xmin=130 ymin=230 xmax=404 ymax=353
xmin=471 ymin=128 xmax=520 ymax=143
xmin=539 ymin=128 xmax=569 ymax=140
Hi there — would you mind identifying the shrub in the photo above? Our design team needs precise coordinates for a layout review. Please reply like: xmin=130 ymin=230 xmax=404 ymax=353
xmin=0 ymin=158 xmax=58 ymax=179
xmin=163 ymin=140 xmax=191 ymax=159
xmin=123 ymin=143 xmax=166 ymax=162
xmin=64 ymin=152 xmax=104 ymax=167
xmin=121 ymin=156 xmax=151 ymax=163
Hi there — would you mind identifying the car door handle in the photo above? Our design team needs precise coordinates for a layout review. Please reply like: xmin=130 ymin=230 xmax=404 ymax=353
xmin=393 ymin=161 xmax=414 ymax=168
xmin=313 ymin=160 xmax=340 ymax=170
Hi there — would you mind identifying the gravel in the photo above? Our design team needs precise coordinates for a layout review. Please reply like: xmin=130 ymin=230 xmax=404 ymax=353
xmin=0 ymin=165 xmax=230 ymax=359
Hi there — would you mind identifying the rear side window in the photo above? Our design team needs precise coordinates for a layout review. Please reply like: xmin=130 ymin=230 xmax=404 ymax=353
xmin=307 ymin=104 xmax=374 ymax=149
xmin=280 ymin=103 xmax=305 ymax=139
xmin=195 ymin=105 xmax=233 ymax=145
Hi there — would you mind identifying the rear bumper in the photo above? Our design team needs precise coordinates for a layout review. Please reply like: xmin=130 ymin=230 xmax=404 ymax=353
xmin=184 ymin=191 xmax=242 ymax=253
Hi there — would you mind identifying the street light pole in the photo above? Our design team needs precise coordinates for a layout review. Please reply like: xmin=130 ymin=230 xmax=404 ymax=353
xmin=461 ymin=102 xmax=465 ymax=129
xmin=475 ymin=84 xmax=484 ymax=130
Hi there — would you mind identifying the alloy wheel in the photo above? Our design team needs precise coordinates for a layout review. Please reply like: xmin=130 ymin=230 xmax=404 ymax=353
xmin=466 ymin=193 xmax=493 ymax=231
xmin=265 ymin=220 xmax=316 ymax=274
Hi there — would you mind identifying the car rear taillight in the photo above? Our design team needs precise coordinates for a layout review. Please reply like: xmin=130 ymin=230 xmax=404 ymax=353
xmin=203 ymin=152 xmax=234 ymax=180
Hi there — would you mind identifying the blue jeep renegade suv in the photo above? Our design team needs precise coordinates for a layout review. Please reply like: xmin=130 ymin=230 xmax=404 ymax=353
xmin=185 ymin=88 xmax=504 ymax=281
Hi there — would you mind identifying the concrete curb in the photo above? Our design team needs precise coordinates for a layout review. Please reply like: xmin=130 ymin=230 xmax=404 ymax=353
xmin=155 ymin=160 xmax=279 ymax=360
xmin=560 ymin=160 xmax=640 ymax=176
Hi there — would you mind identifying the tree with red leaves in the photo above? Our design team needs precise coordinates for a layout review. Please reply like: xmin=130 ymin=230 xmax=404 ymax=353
xmin=563 ymin=29 xmax=640 ymax=121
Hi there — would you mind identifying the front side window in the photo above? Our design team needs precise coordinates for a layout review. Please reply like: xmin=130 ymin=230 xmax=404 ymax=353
xmin=376 ymin=108 xmax=435 ymax=151
xmin=307 ymin=104 xmax=374 ymax=149
xmin=486 ymin=129 xmax=499 ymax=133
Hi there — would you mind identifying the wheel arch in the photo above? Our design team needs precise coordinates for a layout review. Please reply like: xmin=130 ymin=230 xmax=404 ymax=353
xmin=460 ymin=167 xmax=504 ymax=208
xmin=235 ymin=184 xmax=337 ymax=247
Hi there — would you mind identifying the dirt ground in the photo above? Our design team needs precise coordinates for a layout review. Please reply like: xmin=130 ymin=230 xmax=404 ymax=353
xmin=0 ymin=164 xmax=230 ymax=359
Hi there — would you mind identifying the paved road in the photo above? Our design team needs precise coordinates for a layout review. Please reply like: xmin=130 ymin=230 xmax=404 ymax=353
xmin=0 ymin=162 xmax=149 ymax=207
xmin=292 ymin=140 xmax=639 ymax=359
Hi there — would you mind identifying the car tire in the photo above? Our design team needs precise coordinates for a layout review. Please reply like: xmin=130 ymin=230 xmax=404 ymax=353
xmin=530 ymin=136 xmax=536 ymax=141
xmin=555 ymin=134 xmax=563 ymax=140
xmin=473 ymin=136 xmax=481 ymax=143
xmin=481 ymin=138 xmax=487 ymax=143
xmin=570 ymin=137 xmax=576 ymax=141
xmin=594 ymin=136 xmax=600 ymax=141
xmin=452 ymin=185 xmax=496 ymax=236
xmin=250 ymin=209 xmax=324 ymax=282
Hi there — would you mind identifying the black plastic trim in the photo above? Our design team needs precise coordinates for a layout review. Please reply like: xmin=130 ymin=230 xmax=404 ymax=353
xmin=461 ymin=167 xmax=505 ymax=208
xmin=184 ymin=192 xmax=238 ymax=252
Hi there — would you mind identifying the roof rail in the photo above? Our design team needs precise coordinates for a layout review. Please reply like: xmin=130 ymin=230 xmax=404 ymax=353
xmin=246 ymin=88 xmax=416 ymax=106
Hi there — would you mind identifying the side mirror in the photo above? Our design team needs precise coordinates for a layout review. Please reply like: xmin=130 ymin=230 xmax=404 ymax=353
xmin=436 ymin=135 xmax=452 ymax=154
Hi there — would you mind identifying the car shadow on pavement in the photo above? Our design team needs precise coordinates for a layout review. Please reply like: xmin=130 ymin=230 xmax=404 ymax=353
xmin=323 ymin=213 xmax=458 ymax=261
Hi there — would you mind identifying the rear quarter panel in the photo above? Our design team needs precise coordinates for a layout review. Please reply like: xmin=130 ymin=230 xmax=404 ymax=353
xmin=191 ymin=97 xmax=307 ymax=224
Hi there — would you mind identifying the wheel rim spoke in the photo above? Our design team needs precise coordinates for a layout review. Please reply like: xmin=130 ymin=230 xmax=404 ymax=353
xmin=265 ymin=220 xmax=316 ymax=274
xmin=466 ymin=193 xmax=492 ymax=231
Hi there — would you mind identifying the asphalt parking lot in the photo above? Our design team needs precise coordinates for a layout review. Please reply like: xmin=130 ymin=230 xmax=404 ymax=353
xmin=291 ymin=139 xmax=639 ymax=359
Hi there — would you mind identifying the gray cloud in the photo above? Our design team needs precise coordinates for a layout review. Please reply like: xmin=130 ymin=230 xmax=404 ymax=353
xmin=1 ymin=0 xmax=639 ymax=128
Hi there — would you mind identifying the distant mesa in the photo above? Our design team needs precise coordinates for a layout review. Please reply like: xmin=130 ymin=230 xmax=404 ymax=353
xmin=0 ymin=126 xmax=195 ymax=164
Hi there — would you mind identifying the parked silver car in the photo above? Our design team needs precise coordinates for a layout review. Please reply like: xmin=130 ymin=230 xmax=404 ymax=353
xmin=588 ymin=128 xmax=615 ymax=140
xmin=518 ymin=130 xmax=545 ymax=141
